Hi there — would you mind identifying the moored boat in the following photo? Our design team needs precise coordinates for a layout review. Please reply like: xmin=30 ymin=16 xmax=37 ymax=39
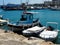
xmin=39 ymin=22 xmax=58 ymax=41
xmin=1 ymin=3 xmax=43 ymax=11
xmin=0 ymin=15 xmax=8 ymax=25
xmin=50 ymin=6 xmax=60 ymax=11
xmin=7 ymin=12 xmax=42 ymax=32
xmin=22 ymin=26 xmax=46 ymax=37
xmin=39 ymin=30 xmax=58 ymax=41
xmin=1 ymin=6 xmax=43 ymax=11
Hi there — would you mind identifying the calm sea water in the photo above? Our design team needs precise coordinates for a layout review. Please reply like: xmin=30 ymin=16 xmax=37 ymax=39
xmin=0 ymin=9 xmax=60 ymax=44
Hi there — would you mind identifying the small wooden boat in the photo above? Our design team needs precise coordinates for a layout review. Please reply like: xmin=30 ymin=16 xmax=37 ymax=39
xmin=7 ymin=12 xmax=42 ymax=32
xmin=22 ymin=26 xmax=46 ymax=37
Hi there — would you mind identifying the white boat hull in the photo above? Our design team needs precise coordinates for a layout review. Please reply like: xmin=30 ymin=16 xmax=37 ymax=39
xmin=23 ymin=31 xmax=43 ymax=37
xmin=39 ymin=31 xmax=58 ymax=41
xmin=0 ymin=19 xmax=8 ymax=25
xmin=22 ymin=26 xmax=46 ymax=37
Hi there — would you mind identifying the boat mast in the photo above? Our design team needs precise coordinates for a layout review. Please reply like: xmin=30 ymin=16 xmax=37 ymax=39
xmin=26 ymin=0 xmax=29 ymax=5
xmin=3 ymin=0 xmax=5 ymax=6
xmin=20 ymin=0 xmax=22 ymax=5
xmin=20 ymin=0 xmax=26 ymax=13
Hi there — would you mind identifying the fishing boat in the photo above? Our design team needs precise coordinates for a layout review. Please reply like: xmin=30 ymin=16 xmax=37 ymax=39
xmin=0 ymin=15 xmax=8 ymax=25
xmin=7 ymin=12 xmax=42 ymax=32
xmin=39 ymin=22 xmax=58 ymax=41
xmin=22 ymin=26 xmax=46 ymax=37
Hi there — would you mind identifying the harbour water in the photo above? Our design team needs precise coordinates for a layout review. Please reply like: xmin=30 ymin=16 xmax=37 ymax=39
xmin=0 ymin=9 xmax=60 ymax=44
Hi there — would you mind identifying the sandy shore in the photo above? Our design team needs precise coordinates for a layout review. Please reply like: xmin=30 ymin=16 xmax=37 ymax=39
xmin=0 ymin=29 xmax=58 ymax=45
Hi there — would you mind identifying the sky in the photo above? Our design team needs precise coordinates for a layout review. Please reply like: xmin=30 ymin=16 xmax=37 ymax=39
xmin=0 ymin=0 xmax=52 ymax=5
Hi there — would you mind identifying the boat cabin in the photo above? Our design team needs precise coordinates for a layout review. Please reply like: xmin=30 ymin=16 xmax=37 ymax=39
xmin=20 ymin=12 xmax=33 ymax=23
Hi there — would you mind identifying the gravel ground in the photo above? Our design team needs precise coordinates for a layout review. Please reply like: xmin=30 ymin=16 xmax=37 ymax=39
xmin=0 ymin=29 xmax=57 ymax=45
